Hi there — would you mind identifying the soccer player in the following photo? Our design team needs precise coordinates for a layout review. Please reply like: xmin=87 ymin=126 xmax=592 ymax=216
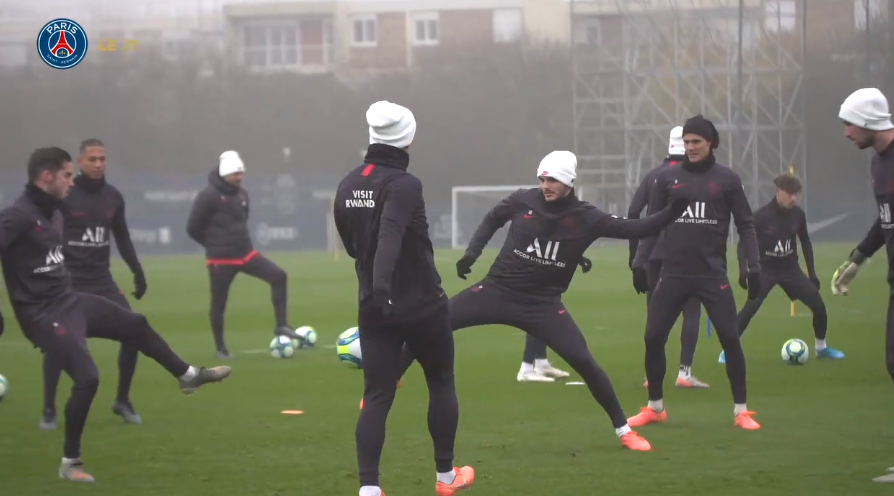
xmin=334 ymin=100 xmax=475 ymax=496
xmin=40 ymin=139 xmax=148 ymax=430
xmin=630 ymin=114 xmax=762 ymax=431
xmin=629 ymin=125 xmax=708 ymax=388
xmin=403 ymin=149 xmax=691 ymax=452
xmin=826 ymin=88 xmax=894 ymax=483
xmin=718 ymin=173 xmax=842 ymax=363
xmin=0 ymin=147 xmax=231 ymax=482
xmin=186 ymin=151 xmax=298 ymax=357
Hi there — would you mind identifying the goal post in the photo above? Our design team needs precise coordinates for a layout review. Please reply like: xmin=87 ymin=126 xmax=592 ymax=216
xmin=450 ymin=185 xmax=533 ymax=250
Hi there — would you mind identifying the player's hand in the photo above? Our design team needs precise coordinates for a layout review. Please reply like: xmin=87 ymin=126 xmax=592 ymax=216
xmin=808 ymin=272 xmax=821 ymax=290
xmin=746 ymin=272 xmax=761 ymax=300
xmin=738 ymin=273 xmax=748 ymax=290
xmin=579 ymin=257 xmax=592 ymax=273
xmin=456 ymin=255 xmax=475 ymax=280
xmin=632 ymin=267 xmax=649 ymax=294
xmin=831 ymin=249 xmax=867 ymax=296
xmin=132 ymin=271 xmax=147 ymax=300
xmin=373 ymin=289 xmax=393 ymax=317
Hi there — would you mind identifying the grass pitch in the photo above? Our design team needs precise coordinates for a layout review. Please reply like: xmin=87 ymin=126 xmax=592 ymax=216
xmin=0 ymin=243 xmax=892 ymax=495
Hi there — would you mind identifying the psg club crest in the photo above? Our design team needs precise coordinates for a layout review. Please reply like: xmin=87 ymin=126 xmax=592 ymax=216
xmin=36 ymin=18 xmax=89 ymax=70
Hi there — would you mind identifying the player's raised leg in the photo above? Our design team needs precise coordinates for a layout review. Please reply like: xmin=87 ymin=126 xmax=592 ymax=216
xmin=207 ymin=264 xmax=239 ymax=357
xmin=779 ymin=271 xmax=841 ymax=359
xmin=676 ymin=297 xmax=708 ymax=388
xmin=698 ymin=279 xmax=759 ymax=430
xmin=629 ymin=276 xmax=690 ymax=427
xmin=521 ymin=303 xmax=651 ymax=451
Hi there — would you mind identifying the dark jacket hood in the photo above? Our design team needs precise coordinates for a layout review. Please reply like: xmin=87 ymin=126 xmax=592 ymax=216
xmin=208 ymin=167 xmax=240 ymax=195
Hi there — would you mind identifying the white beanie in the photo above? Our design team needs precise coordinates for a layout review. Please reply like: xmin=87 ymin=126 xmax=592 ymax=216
xmin=537 ymin=151 xmax=577 ymax=187
xmin=668 ymin=125 xmax=684 ymax=155
xmin=367 ymin=100 xmax=417 ymax=148
xmin=219 ymin=150 xmax=245 ymax=177
xmin=838 ymin=88 xmax=893 ymax=131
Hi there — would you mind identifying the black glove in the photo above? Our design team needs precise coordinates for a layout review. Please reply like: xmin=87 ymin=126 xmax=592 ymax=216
xmin=747 ymin=272 xmax=762 ymax=300
xmin=808 ymin=272 xmax=820 ymax=290
xmin=738 ymin=273 xmax=748 ymax=290
xmin=373 ymin=289 xmax=393 ymax=318
xmin=669 ymin=197 xmax=690 ymax=218
xmin=579 ymin=257 xmax=592 ymax=273
xmin=632 ymin=267 xmax=649 ymax=294
xmin=456 ymin=255 xmax=475 ymax=280
xmin=132 ymin=270 xmax=147 ymax=300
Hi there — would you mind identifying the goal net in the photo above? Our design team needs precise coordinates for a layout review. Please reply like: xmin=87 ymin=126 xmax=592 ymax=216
xmin=450 ymin=185 xmax=535 ymax=250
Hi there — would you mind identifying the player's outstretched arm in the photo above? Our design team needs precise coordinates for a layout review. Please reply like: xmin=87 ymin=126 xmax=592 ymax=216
xmin=372 ymin=176 xmax=421 ymax=301
xmin=587 ymin=198 xmax=687 ymax=240
xmin=110 ymin=195 xmax=146 ymax=299
xmin=463 ymin=190 xmax=522 ymax=261
xmin=831 ymin=219 xmax=883 ymax=295
xmin=185 ymin=190 xmax=215 ymax=246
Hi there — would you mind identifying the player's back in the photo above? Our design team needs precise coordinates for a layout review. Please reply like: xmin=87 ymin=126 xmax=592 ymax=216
xmin=0 ymin=190 xmax=75 ymax=326
xmin=334 ymin=145 xmax=443 ymax=322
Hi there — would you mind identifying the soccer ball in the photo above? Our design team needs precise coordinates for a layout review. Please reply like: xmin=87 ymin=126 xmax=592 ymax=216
xmin=294 ymin=326 xmax=317 ymax=349
xmin=337 ymin=327 xmax=362 ymax=369
xmin=270 ymin=335 xmax=297 ymax=359
xmin=781 ymin=338 xmax=809 ymax=365
xmin=0 ymin=373 xmax=7 ymax=401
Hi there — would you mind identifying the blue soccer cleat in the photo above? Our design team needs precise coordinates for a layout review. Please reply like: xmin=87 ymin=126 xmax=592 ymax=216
xmin=817 ymin=347 xmax=845 ymax=360
xmin=718 ymin=350 xmax=726 ymax=364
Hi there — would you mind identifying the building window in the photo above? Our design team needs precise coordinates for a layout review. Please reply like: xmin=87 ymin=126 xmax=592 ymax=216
xmin=854 ymin=0 xmax=887 ymax=31
xmin=492 ymin=8 xmax=522 ymax=44
xmin=352 ymin=14 xmax=377 ymax=47
xmin=412 ymin=12 xmax=439 ymax=46
xmin=241 ymin=21 xmax=333 ymax=71
xmin=764 ymin=0 xmax=796 ymax=32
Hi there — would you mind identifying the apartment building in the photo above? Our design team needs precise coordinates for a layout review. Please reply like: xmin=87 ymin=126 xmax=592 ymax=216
xmin=221 ymin=0 xmax=570 ymax=74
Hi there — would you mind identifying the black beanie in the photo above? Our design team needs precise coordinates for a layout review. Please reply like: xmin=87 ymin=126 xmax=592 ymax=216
xmin=682 ymin=115 xmax=720 ymax=150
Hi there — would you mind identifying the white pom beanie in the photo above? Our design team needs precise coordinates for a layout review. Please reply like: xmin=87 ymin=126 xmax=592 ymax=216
xmin=537 ymin=151 xmax=577 ymax=187
xmin=668 ymin=125 xmax=685 ymax=155
xmin=219 ymin=150 xmax=245 ymax=177
xmin=367 ymin=100 xmax=417 ymax=149
xmin=839 ymin=88 xmax=893 ymax=131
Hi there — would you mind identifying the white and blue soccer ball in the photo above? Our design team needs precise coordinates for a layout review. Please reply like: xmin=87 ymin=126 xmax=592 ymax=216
xmin=270 ymin=335 xmax=297 ymax=359
xmin=781 ymin=338 xmax=809 ymax=365
xmin=294 ymin=326 xmax=317 ymax=349
xmin=337 ymin=327 xmax=362 ymax=369
xmin=0 ymin=373 xmax=7 ymax=401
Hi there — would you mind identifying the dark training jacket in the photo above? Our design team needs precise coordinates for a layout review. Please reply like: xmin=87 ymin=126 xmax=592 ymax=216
xmin=334 ymin=144 xmax=445 ymax=324
xmin=186 ymin=168 xmax=254 ymax=261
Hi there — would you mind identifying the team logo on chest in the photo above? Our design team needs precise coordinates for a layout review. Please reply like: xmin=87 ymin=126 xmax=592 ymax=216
xmin=769 ymin=238 xmax=793 ymax=257
xmin=676 ymin=201 xmax=718 ymax=225
xmin=34 ymin=246 xmax=64 ymax=274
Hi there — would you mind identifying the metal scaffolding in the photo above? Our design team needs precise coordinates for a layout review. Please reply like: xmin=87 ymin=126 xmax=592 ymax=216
xmin=570 ymin=0 xmax=807 ymax=214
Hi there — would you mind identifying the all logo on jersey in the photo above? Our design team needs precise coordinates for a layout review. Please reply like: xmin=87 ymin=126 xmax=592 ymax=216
xmin=34 ymin=246 xmax=64 ymax=274
xmin=768 ymin=238 xmax=793 ymax=257
xmin=69 ymin=227 xmax=110 ymax=248
xmin=514 ymin=238 xmax=566 ymax=267
xmin=36 ymin=18 xmax=89 ymax=70
xmin=880 ymin=203 xmax=893 ymax=229
xmin=675 ymin=201 xmax=718 ymax=225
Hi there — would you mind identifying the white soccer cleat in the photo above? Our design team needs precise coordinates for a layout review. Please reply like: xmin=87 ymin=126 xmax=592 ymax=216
xmin=675 ymin=375 xmax=710 ymax=388
xmin=516 ymin=371 xmax=555 ymax=383
xmin=534 ymin=362 xmax=570 ymax=379
xmin=873 ymin=472 xmax=894 ymax=483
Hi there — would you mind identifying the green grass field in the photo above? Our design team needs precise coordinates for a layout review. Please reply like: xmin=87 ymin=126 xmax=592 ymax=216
xmin=1 ymin=243 xmax=893 ymax=495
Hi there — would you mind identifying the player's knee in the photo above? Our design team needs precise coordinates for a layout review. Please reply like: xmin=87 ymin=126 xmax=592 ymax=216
xmin=74 ymin=370 xmax=100 ymax=394
xmin=269 ymin=267 xmax=287 ymax=286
